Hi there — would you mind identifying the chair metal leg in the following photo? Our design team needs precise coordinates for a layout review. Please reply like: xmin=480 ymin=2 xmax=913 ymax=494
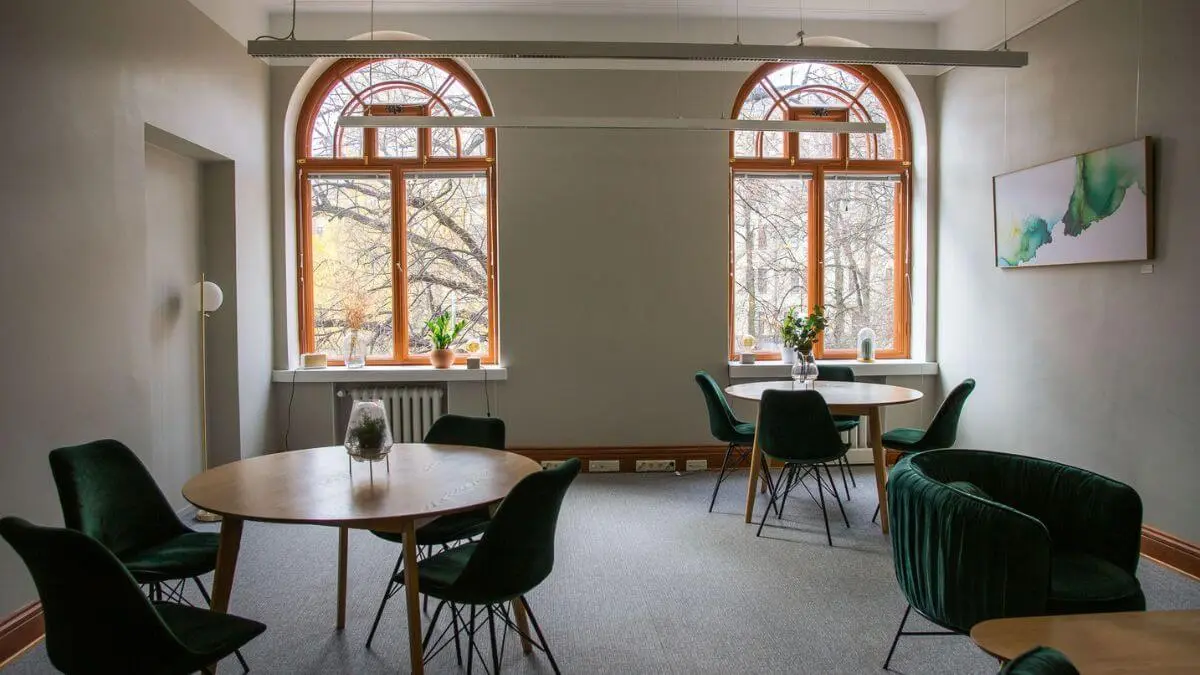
xmin=843 ymin=454 xmax=857 ymax=488
xmin=422 ymin=599 xmax=447 ymax=651
xmin=823 ymin=464 xmax=850 ymax=528
xmin=708 ymin=442 xmax=736 ymax=512
xmin=817 ymin=468 xmax=832 ymax=546
xmin=520 ymin=597 xmax=562 ymax=675
xmin=451 ymin=602 xmax=464 ymax=666
xmin=487 ymin=604 xmax=502 ymax=674
xmin=755 ymin=475 xmax=783 ymax=537
xmin=836 ymin=456 xmax=852 ymax=499
xmin=467 ymin=605 xmax=478 ymax=675
xmin=883 ymin=604 xmax=912 ymax=670
xmin=872 ymin=504 xmax=880 ymax=524
xmin=366 ymin=552 xmax=405 ymax=648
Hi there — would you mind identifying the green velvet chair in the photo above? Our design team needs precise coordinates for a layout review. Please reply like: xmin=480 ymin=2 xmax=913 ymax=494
xmin=882 ymin=449 xmax=1144 ymax=670
xmin=1 ymin=516 xmax=265 ymax=675
xmin=48 ymin=440 xmax=221 ymax=593
xmin=816 ymin=364 xmax=860 ymax=494
xmin=755 ymin=389 xmax=852 ymax=545
xmin=366 ymin=413 xmax=506 ymax=649
xmin=882 ymin=378 xmax=976 ymax=456
xmin=695 ymin=370 xmax=757 ymax=512
xmin=412 ymin=458 xmax=581 ymax=674
xmin=1000 ymin=646 xmax=1080 ymax=675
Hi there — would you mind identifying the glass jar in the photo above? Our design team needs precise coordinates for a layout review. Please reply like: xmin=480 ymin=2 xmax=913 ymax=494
xmin=345 ymin=399 xmax=392 ymax=463
xmin=856 ymin=328 xmax=877 ymax=362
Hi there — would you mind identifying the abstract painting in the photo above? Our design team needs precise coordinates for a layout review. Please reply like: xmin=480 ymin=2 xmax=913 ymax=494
xmin=993 ymin=138 xmax=1153 ymax=268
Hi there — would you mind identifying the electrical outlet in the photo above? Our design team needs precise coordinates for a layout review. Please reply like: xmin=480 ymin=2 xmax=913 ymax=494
xmin=685 ymin=459 xmax=709 ymax=472
xmin=635 ymin=459 xmax=676 ymax=472
xmin=540 ymin=460 xmax=566 ymax=470
xmin=588 ymin=459 xmax=620 ymax=473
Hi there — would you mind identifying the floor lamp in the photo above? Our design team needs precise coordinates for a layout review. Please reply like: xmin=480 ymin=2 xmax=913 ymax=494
xmin=195 ymin=275 xmax=224 ymax=523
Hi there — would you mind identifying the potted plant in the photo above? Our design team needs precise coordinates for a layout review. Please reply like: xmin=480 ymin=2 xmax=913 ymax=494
xmin=344 ymin=400 xmax=393 ymax=464
xmin=425 ymin=311 xmax=466 ymax=369
xmin=782 ymin=305 xmax=828 ymax=359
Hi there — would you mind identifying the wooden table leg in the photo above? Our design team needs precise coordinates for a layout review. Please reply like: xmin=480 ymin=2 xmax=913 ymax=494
xmin=211 ymin=516 xmax=243 ymax=614
xmin=868 ymin=407 xmax=890 ymax=534
xmin=336 ymin=526 xmax=348 ymax=630
xmin=402 ymin=520 xmax=425 ymax=675
xmin=743 ymin=415 xmax=763 ymax=524
xmin=512 ymin=596 xmax=534 ymax=655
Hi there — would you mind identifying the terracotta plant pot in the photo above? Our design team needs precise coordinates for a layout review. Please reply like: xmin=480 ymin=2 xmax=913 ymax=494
xmin=430 ymin=348 xmax=455 ymax=369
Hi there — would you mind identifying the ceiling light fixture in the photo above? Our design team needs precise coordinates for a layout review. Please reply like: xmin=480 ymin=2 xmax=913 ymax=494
xmin=250 ymin=39 xmax=1027 ymax=68
xmin=336 ymin=115 xmax=886 ymax=133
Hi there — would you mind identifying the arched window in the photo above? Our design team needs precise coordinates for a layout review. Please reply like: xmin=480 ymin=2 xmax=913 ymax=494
xmin=297 ymin=58 xmax=496 ymax=364
xmin=730 ymin=62 xmax=910 ymax=359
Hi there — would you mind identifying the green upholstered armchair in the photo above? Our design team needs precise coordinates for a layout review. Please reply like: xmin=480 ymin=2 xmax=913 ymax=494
xmin=883 ymin=449 xmax=1144 ymax=670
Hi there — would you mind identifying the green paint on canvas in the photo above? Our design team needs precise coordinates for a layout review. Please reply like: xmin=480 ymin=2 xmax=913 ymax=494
xmin=1061 ymin=143 xmax=1146 ymax=237
xmin=997 ymin=216 xmax=1053 ymax=267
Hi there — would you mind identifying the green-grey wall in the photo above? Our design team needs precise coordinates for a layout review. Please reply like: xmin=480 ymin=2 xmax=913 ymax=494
xmin=936 ymin=0 xmax=1200 ymax=541
xmin=271 ymin=67 xmax=940 ymax=451
xmin=0 ymin=0 xmax=271 ymax=615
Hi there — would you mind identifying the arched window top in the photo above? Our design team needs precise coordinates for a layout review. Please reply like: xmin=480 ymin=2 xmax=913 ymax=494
xmin=299 ymin=57 xmax=494 ymax=161
xmin=731 ymin=62 xmax=909 ymax=162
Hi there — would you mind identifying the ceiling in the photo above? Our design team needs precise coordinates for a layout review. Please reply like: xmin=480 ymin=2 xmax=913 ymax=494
xmin=262 ymin=0 xmax=977 ymax=21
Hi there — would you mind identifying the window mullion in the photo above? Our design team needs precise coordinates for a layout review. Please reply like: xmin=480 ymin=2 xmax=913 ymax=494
xmin=394 ymin=167 xmax=407 ymax=363
xmin=809 ymin=169 xmax=824 ymax=358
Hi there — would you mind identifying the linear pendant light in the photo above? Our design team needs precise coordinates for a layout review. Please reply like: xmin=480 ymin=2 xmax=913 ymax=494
xmin=337 ymin=115 xmax=886 ymax=133
xmin=249 ymin=39 xmax=1027 ymax=68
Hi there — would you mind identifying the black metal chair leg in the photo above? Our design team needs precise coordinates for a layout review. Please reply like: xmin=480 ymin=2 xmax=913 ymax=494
xmin=467 ymin=605 xmax=478 ymax=675
xmin=882 ymin=604 xmax=912 ymax=670
xmin=193 ymin=577 xmax=212 ymax=605
xmin=836 ymin=455 xmax=852 ymax=498
xmin=520 ymin=597 xmax=562 ymax=675
xmin=422 ymin=599 xmax=447 ymax=651
xmin=823 ymin=464 xmax=850 ymax=528
xmin=708 ymin=442 xmax=736 ymax=512
xmin=778 ymin=465 xmax=797 ymax=517
xmin=487 ymin=604 xmax=502 ymax=674
xmin=451 ymin=602 xmax=464 ymax=666
xmin=755 ymin=476 xmax=782 ymax=537
xmin=366 ymin=553 xmax=405 ymax=648
xmin=759 ymin=463 xmax=783 ymax=517
xmin=817 ymin=468 xmax=832 ymax=546
xmin=872 ymin=503 xmax=880 ymax=524
xmin=843 ymin=454 xmax=857 ymax=488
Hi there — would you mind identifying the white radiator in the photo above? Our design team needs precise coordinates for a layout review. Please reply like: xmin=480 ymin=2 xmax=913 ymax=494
xmin=338 ymin=386 xmax=445 ymax=443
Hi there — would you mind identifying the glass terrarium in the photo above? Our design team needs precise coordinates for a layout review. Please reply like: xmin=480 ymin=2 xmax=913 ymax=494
xmin=345 ymin=400 xmax=393 ymax=464
xmin=857 ymin=327 xmax=877 ymax=362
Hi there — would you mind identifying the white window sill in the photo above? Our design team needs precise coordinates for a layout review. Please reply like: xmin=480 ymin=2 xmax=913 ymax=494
xmin=728 ymin=359 xmax=937 ymax=379
xmin=272 ymin=365 xmax=508 ymax=383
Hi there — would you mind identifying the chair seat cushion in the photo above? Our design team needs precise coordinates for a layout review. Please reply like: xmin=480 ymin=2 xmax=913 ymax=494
xmin=732 ymin=422 xmax=756 ymax=443
xmin=372 ymin=508 xmax=491 ymax=546
xmin=121 ymin=531 xmax=218 ymax=582
xmin=881 ymin=427 xmax=925 ymax=451
xmin=415 ymin=542 xmax=478 ymax=602
xmin=834 ymin=417 xmax=859 ymax=432
xmin=155 ymin=601 xmax=265 ymax=660
xmin=1000 ymin=646 xmax=1080 ymax=675
xmin=1047 ymin=551 xmax=1145 ymax=615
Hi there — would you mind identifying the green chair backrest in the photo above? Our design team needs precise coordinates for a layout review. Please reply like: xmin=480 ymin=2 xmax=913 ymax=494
xmin=424 ymin=414 xmax=505 ymax=450
xmin=816 ymin=365 xmax=855 ymax=382
xmin=448 ymin=458 xmax=581 ymax=602
xmin=0 ymin=517 xmax=191 ymax=673
xmin=48 ymin=439 xmax=186 ymax=559
xmin=1000 ymin=646 xmax=1081 ymax=675
xmin=757 ymin=389 xmax=846 ymax=463
xmin=919 ymin=378 xmax=976 ymax=449
xmin=694 ymin=370 xmax=744 ymax=442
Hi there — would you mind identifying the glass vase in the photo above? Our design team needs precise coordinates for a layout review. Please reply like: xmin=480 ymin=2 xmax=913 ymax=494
xmin=345 ymin=399 xmax=392 ymax=463
xmin=344 ymin=330 xmax=366 ymax=369
xmin=804 ymin=351 xmax=820 ymax=388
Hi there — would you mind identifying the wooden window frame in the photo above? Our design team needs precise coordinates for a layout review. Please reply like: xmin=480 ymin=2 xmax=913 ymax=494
xmin=296 ymin=58 xmax=498 ymax=366
xmin=728 ymin=63 xmax=912 ymax=361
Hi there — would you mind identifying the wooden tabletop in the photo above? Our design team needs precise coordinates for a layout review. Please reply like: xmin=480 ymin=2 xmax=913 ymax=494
xmin=971 ymin=610 xmax=1200 ymax=674
xmin=182 ymin=444 xmax=541 ymax=529
xmin=725 ymin=380 xmax=924 ymax=407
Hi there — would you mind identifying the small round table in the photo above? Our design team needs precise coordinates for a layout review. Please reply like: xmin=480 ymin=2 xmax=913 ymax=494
xmin=183 ymin=444 xmax=540 ymax=675
xmin=725 ymin=380 xmax=923 ymax=533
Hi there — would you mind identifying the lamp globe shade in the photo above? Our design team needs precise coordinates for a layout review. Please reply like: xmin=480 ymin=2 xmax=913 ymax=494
xmin=198 ymin=280 xmax=224 ymax=313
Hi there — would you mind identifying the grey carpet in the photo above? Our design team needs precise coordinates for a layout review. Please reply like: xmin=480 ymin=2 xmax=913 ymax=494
xmin=6 ymin=469 xmax=1200 ymax=674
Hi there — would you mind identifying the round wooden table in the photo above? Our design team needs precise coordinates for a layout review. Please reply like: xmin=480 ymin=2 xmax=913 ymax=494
xmin=183 ymin=444 xmax=540 ymax=675
xmin=725 ymin=380 xmax=923 ymax=533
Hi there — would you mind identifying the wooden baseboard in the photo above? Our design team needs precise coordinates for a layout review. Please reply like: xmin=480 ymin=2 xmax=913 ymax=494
xmin=1141 ymin=525 xmax=1200 ymax=581
xmin=0 ymin=602 xmax=43 ymax=669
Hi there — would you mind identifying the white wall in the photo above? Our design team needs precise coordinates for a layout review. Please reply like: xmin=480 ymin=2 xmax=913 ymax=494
xmin=936 ymin=0 xmax=1200 ymax=541
xmin=0 ymin=0 xmax=271 ymax=615
xmin=145 ymin=144 xmax=204 ymax=509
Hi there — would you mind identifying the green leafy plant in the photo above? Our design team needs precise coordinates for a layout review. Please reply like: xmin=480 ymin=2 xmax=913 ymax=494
xmin=781 ymin=305 xmax=827 ymax=352
xmin=425 ymin=311 xmax=467 ymax=350
xmin=350 ymin=414 xmax=388 ymax=451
